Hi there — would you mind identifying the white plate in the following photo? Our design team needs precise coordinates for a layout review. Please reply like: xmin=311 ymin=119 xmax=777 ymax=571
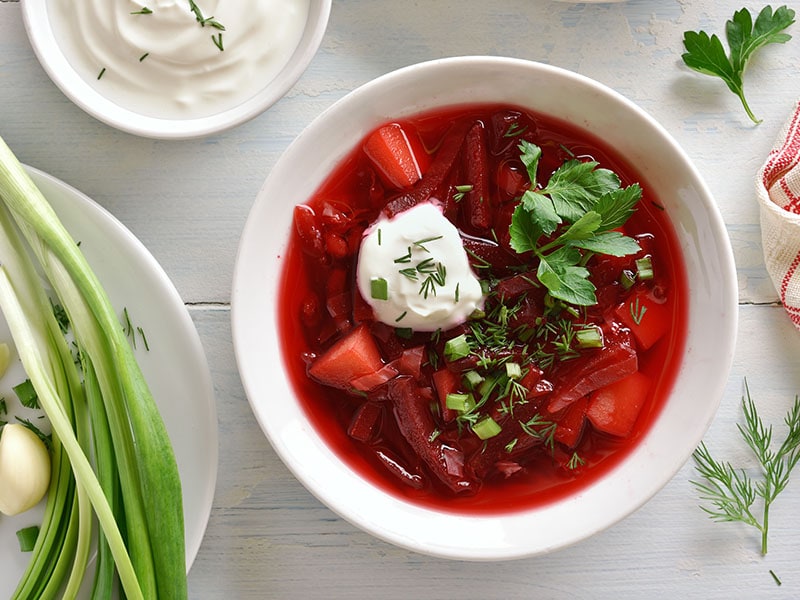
xmin=0 ymin=167 xmax=218 ymax=596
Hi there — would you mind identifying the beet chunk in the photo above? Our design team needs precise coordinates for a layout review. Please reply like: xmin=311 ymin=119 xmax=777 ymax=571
xmin=387 ymin=377 xmax=477 ymax=494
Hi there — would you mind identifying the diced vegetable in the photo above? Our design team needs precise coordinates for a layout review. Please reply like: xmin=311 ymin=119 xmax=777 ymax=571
xmin=548 ymin=340 xmax=638 ymax=413
xmin=586 ymin=371 xmax=651 ymax=437
xmin=363 ymin=123 xmax=427 ymax=189
xmin=388 ymin=377 xmax=476 ymax=493
xmin=347 ymin=402 xmax=382 ymax=442
xmin=308 ymin=324 xmax=385 ymax=390
xmin=554 ymin=396 xmax=589 ymax=449
xmin=614 ymin=290 xmax=669 ymax=350
xmin=463 ymin=122 xmax=491 ymax=231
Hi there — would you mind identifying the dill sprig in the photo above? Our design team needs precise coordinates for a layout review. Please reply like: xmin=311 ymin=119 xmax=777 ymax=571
xmin=691 ymin=380 xmax=800 ymax=555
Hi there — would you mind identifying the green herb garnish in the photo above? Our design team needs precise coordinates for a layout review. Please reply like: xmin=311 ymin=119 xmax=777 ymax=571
xmin=508 ymin=141 xmax=642 ymax=307
xmin=681 ymin=5 xmax=795 ymax=124
xmin=691 ymin=380 xmax=800 ymax=555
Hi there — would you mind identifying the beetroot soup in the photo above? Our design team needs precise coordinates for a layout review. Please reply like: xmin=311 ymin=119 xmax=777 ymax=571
xmin=278 ymin=104 xmax=687 ymax=514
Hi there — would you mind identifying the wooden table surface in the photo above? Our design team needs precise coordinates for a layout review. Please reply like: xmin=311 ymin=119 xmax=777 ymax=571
xmin=2 ymin=0 xmax=800 ymax=598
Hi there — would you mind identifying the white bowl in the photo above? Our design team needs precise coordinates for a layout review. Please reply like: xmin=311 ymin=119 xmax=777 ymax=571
xmin=21 ymin=0 xmax=331 ymax=140
xmin=232 ymin=57 xmax=738 ymax=560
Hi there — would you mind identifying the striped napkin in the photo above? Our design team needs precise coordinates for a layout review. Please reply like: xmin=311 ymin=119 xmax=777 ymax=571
xmin=756 ymin=100 xmax=800 ymax=330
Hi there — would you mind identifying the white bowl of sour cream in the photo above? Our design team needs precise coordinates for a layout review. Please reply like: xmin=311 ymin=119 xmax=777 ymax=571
xmin=21 ymin=0 xmax=331 ymax=139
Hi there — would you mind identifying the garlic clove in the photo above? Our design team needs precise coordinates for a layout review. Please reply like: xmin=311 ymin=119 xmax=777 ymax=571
xmin=0 ymin=423 xmax=51 ymax=516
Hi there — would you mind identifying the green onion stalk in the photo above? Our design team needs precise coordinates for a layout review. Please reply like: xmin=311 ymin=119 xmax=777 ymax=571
xmin=0 ymin=135 xmax=187 ymax=599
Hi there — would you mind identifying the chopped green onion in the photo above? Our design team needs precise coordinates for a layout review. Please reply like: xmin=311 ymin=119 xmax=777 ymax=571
xmin=473 ymin=416 xmax=502 ymax=440
xmin=505 ymin=362 xmax=522 ymax=380
xmin=575 ymin=326 xmax=604 ymax=349
xmin=445 ymin=393 xmax=475 ymax=413
xmin=16 ymin=526 xmax=39 ymax=552
xmin=462 ymin=370 xmax=484 ymax=391
xmin=443 ymin=334 xmax=470 ymax=361
xmin=370 ymin=277 xmax=388 ymax=301
xmin=636 ymin=256 xmax=654 ymax=280
xmin=619 ymin=269 xmax=636 ymax=290
xmin=13 ymin=378 xmax=39 ymax=409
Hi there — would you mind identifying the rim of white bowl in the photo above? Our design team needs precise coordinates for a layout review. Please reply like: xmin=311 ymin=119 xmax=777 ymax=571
xmin=232 ymin=56 xmax=738 ymax=560
xmin=20 ymin=0 xmax=331 ymax=140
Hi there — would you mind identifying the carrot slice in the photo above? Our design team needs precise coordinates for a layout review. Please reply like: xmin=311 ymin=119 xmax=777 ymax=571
xmin=363 ymin=123 xmax=426 ymax=189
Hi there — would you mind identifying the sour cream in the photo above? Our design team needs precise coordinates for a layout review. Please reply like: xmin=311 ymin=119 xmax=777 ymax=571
xmin=47 ymin=0 xmax=310 ymax=119
xmin=357 ymin=203 xmax=484 ymax=332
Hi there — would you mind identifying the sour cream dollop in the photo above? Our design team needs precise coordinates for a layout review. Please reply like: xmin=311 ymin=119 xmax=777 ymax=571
xmin=48 ymin=0 xmax=310 ymax=119
xmin=357 ymin=203 xmax=484 ymax=332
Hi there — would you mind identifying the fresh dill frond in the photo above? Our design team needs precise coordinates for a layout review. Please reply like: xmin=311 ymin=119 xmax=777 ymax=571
xmin=691 ymin=380 xmax=800 ymax=555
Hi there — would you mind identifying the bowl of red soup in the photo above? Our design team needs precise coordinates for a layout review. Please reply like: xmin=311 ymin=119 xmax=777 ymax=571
xmin=232 ymin=57 xmax=737 ymax=559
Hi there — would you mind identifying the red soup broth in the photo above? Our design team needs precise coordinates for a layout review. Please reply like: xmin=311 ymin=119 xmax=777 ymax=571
xmin=278 ymin=103 xmax=688 ymax=514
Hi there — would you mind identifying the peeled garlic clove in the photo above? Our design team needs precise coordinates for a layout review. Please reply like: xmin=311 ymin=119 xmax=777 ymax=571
xmin=0 ymin=423 xmax=51 ymax=516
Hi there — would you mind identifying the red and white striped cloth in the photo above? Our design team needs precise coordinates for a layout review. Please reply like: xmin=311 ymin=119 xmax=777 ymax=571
xmin=757 ymin=100 xmax=800 ymax=331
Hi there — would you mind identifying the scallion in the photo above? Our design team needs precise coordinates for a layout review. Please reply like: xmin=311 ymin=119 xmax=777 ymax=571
xmin=636 ymin=256 xmax=654 ymax=280
xmin=445 ymin=393 xmax=475 ymax=413
xmin=473 ymin=416 xmax=502 ymax=440
xmin=16 ymin=526 xmax=39 ymax=552
xmin=444 ymin=333 xmax=471 ymax=362
xmin=0 ymin=136 xmax=187 ymax=599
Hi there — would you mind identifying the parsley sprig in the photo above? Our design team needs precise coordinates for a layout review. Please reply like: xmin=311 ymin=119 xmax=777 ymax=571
xmin=508 ymin=141 xmax=642 ymax=306
xmin=692 ymin=380 xmax=800 ymax=555
xmin=681 ymin=5 xmax=796 ymax=124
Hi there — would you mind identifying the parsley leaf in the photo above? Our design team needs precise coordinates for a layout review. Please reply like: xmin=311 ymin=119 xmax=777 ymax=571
xmin=681 ymin=5 xmax=796 ymax=124
xmin=508 ymin=142 xmax=642 ymax=306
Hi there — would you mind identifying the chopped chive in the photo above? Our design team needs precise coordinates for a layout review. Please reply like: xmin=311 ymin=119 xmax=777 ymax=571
xmin=453 ymin=184 xmax=473 ymax=202
xmin=454 ymin=282 xmax=460 ymax=303
xmin=398 ymin=267 xmax=417 ymax=280
xmin=769 ymin=570 xmax=782 ymax=586
xmin=473 ymin=416 xmax=502 ymax=440
xmin=394 ymin=247 xmax=412 ymax=263
xmin=16 ymin=526 xmax=39 ymax=552
xmin=394 ymin=311 xmax=407 ymax=322
xmin=444 ymin=333 xmax=470 ymax=361
xmin=575 ymin=326 xmax=604 ymax=349
xmin=139 ymin=53 xmax=150 ymax=62
xmin=130 ymin=7 xmax=153 ymax=14
xmin=413 ymin=235 xmax=443 ymax=252
xmin=635 ymin=256 xmax=654 ymax=280
xmin=97 ymin=68 xmax=106 ymax=80
xmin=370 ymin=277 xmax=389 ymax=301
xmin=377 ymin=228 xmax=382 ymax=246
